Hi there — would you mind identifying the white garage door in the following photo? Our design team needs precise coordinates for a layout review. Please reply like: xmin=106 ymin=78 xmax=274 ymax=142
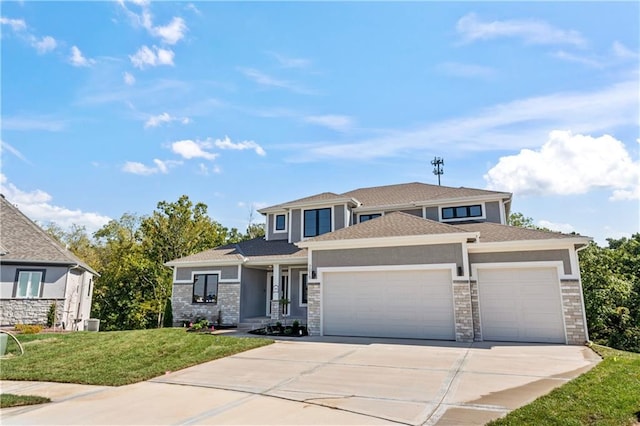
xmin=477 ymin=267 xmax=565 ymax=343
xmin=323 ymin=269 xmax=455 ymax=340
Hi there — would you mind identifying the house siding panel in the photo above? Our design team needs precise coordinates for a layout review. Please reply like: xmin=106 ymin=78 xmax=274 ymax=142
xmin=485 ymin=201 xmax=501 ymax=224
xmin=175 ymin=265 xmax=239 ymax=282
xmin=291 ymin=209 xmax=301 ymax=242
xmin=267 ymin=214 xmax=287 ymax=241
xmin=399 ymin=208 xmax=423 ymax=217
xmin=312 ymin=243 xmax=463 ymax=271
xmin=469 ymin=250 xmax=572 ymax=275
xmin=0 ymin=265 xmax=68 ymax=299
xmin=288 ymin=267 xmax=308 ymax=319
xmin=334 ymin=205 xmax=345 ymax=231
xmin=425 ymin=207 xmax=439 ymax=221
xmin=240 ymin=267 xmax=267 ymax=320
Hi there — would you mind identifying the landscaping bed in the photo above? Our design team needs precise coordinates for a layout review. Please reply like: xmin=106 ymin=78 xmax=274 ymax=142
xmin=248 ymin=321 xmax=308 ymax=337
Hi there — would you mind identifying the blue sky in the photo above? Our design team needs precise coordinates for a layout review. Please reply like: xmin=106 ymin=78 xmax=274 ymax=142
xmin=1 ymin=1 xmax=638 ymax=245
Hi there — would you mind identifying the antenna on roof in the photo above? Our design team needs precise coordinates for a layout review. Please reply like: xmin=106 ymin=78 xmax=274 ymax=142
xmin=431 ymin=157 xmax=444 ymax=186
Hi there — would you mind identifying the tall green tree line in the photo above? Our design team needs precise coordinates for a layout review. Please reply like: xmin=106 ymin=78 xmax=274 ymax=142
xmin=45 ymin=195 xmax=264 ymax=331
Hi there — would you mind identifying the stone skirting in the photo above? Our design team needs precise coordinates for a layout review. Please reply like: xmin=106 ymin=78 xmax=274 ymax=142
xmin=218 ymin=283 xmax=240 ymax=325
xmin=0 ymin=298 xmax=63 ymax=326
xmin=452 ymin=281 xmax=474 ymax=342
xmin=560 ymin=279 xmax=588 ymax=344
xmin=306 ymin=282 xmax=321 ymax=336
xmin=469 ymin=280 xmax=482 ymax=341
xmin=172 ymin=281 xmax=241 ymax=326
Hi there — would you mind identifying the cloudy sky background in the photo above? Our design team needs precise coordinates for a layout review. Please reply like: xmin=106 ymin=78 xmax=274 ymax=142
xmin=1 ymin=1 xmax=638 ymax=245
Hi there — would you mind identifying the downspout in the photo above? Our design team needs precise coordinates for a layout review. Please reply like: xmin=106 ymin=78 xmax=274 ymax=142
xmin=575 ymin=244 xmax=591 ymax=342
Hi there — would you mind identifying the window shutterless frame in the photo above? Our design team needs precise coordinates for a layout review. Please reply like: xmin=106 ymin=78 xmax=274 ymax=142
xmin=14 ymin=269 xmax=46 ymax=298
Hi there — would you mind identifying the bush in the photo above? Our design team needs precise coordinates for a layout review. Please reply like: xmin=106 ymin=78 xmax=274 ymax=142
xmin=46 ymin=302 xmax=57 ymax=328
xmin=14 ymin=324 xmax=43 ymax=334
xmin=162 ymin=298 xmax=173 ymax=328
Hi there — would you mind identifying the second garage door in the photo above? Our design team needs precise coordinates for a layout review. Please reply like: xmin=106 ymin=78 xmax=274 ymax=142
xmin=322 ymin=269 xmax=455 ymax=340
xmin=477 ymin=267 xmax=565 ymax=343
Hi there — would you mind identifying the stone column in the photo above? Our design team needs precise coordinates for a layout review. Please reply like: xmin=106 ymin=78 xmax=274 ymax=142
xmin=453 ymin=280 xmax=474 ymax=342
xmin=307 ymin=282 xmax=321 ymax=335
xmin=270 ymin=264 xmax=281 ymax=321
xmin=218 ymin=282 xmax=240 ymax=325
xmin=560 ymin=279 xmax=588 ymax=344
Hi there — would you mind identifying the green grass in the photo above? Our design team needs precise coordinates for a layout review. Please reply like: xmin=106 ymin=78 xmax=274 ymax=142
xmin=488 ymin=344 xmax=640 ymax=426
xmin=0 ymin=394 xmax=50 ymax=408
xmin=0 ymin=329 xmax=272 ymax=386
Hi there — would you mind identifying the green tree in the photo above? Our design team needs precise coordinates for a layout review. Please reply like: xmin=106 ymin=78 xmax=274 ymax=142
xmin=508 ymin=212 xmax=551 ymax=231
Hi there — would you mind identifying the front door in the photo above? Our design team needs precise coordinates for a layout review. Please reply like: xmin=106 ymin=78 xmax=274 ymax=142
xmin=266 ymin=272 xmax=290 ymax=316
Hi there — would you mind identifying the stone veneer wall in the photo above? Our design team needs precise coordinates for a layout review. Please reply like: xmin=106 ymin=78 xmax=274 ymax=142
xmin=307 ymin=282 xmax=321 ymax=335
xmin=452 ymin=281 xmax=474 ymax=342
xmin=469 ymin=281 xmax=482 ymax=341
xmin=172 ymin=283 xmax=219 ymax=325
xmin=217 ymin=283 xmax=240 ymax=325
xmin=0 ymin=299 xmax=63 ymax=326
xmin=560 ymin=279 xmax=588 ymax=344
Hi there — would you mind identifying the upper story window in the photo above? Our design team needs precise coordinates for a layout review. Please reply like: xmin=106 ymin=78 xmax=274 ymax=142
xmin=193 ymin=274 xmax=218 ymax=304
xmin=304 ymin=208 xmax=331 ymax=237
xmin=15 ymin=270 xmax=44 ymax=298
xmin=274 ymin=214 xmax=287 ymax=232
xmin=442 ymin=205 xmax=482 ymax=220
xmin=359 ymin=213 xmax=381 ymax=223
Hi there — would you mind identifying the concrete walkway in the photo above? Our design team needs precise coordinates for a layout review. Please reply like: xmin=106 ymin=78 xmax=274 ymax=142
xmin=0 ymin=338 xmax=600 ymax=425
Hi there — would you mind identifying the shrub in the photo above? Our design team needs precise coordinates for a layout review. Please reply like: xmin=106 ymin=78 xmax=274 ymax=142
xmin=162 ymin=298 xmax=173 ymax=328
xmin=14 ymin=324 xmax=43 ymax=334
xmin=46 ymin=302 xmax=57 ymax=328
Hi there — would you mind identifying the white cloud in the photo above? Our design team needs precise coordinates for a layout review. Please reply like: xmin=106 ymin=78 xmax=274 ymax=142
xmin=122 ymin=159 xmax=181 ymax=175
xmin=537 ymin=220 xmax=575 ymax=234
xmin=239 ymin=67 xmax=315 ymax=95
xmin=0 ymin=174 xmax=111 ymax=233
xmin=456 ymin=13 xmax=586 ymax=47
xmin=437 ymin=61 xmax=495 ymax=78
xmin=123 ymin=71 xmax=136 ymax=85
xmin=304 ymin=115 xmax=353 ymax=132
xmin=186 ymin=3 xmax=202 ymax=15
xmin=214 ymin=136 xmax=266 ymax=156
xmin=295 ymin=79 xmax=638 ymax=161
xmin=484 ymin=131 xmax=640 ymax=200
xmin=129 ymin=45 xmax=174 ymax=69
xmin=144 ymin=112 xmax=190 ymax=128
xmin=0 ymin=140 xmax=31 ymax=164
xmin=151 ymin=17 xmax=186 ymax=45
xmin=2 ymin=115 xmax=66 ymax=132
xmin=197 ymin=163 xmax=221 ymax=175
xmin=32 ymin=35 xmax=56 ymax=54
xmin=552 ymin=50 xmax=603 ymax=68
xmin=0 ymin=17 xmax=27 ymax=31
xmin=612 ymin=41 xmax=638 ymax=59
xmin=171 ymin=139 xmax=218 ymax=160
xmin=267 ymin=51 xmax=311 ymax=69
xmin=118 ymin=1 xmax=187 ymax=45
xmin=69 ymin=46 xmax=95 ymax=67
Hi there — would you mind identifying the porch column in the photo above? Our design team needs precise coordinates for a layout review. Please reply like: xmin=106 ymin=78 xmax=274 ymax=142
xmin=270 ymin=264 xmax=281 ymax=320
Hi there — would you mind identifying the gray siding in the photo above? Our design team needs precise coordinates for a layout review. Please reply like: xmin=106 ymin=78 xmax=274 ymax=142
xmin=175 ymin=265 xmax=239 ymax=282
xmin=425 ymin=207 xmax=439 ymax=221
xmin=240 ymin=267 xmax=267 ymax=320
xmin=0 ymin=264 xmax=68 ymax=299
xmin=485 ymin=201 xmax=502 ymax=224
xmin=400 ymin=208 xmax=423 ymax=217
xmin=313 ymin=243 xmax=464 ymax=272
xmin=266 ymin=214 xmax=287 ymax=241
xmin=469 ymin=250 xmax=572 ymax=275
xmin=334 ymin=205 xmax=345 ymax=231
xmin=287 ymin=267 xmax=308 ymax=318
xmin=291 ymin=209 xmax=301 ymax=243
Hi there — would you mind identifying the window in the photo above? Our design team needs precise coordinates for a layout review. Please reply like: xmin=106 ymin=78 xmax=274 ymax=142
xmin=275 ymin=214 xmax=286 ymax=231
xmin=359 ymin=213 xmax=381 ymax=223
xmin=299 ymin=272 xmax=308 ymax=306
xmin=192 ymin=274 xmax=218 ymax=303
xmin=442 ymin=205 xmax=483 ymax=220
xmin=15 ymin=270 xmax=44 ymax=298
xmin=304 ymin=208 xmax=331 ymax=237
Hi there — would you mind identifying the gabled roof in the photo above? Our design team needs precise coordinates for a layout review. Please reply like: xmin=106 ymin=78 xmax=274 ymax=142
xmin=299 ymin=212 xmax=474 ymax=242
xmin=166 ymin=237 xmax=307 ymax=266
xmin=258 ymin=192 xmax=358 ymax=213
xmin=457 ymin=222 xmax=586 ymax=243
xmin=0 ymin=195 xmax=98 ymax=274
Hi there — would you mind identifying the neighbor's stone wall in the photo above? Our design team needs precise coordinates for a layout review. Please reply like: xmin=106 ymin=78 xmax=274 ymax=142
xmin=452 ymin=281 xmax=474 ymax=342
xmin=172 ymin=283 xmax=219 ymax=325
xmin=469 ymin=280 xmax=482 ymax=341
xmin=561 ymin=279 xmax=588 ymax=345
xmin=218 ymin=283 xmax=240 ymax=325
xmin=307 ymin=282 xmax=321 ymax=336
xmin=0 ymin=299 xmax=63 ymax=326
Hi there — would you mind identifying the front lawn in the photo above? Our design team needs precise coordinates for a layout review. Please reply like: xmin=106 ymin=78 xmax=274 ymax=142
xmin=489 ymin=344 xmax=640 ymax=426
xmin=0 ymin=394 xmax=50 ymax=408
xmin=0 ymin=329 xmax=272 ymax=386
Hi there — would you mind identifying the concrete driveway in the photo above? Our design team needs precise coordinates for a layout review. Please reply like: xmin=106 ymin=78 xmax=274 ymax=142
xmin=1 ymin=337 xmax=600 ymax=425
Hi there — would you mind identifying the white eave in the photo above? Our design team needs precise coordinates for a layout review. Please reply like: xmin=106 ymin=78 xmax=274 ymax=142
xmin=258 ymin=197 xmax=360 ymax=214
xmin=467 ymin=237 xmax=592 ymax=253
xmin=296 ymin=232 xmax=480 ymax=250
xmin=352 ymin=194 xmax=512 ymax=213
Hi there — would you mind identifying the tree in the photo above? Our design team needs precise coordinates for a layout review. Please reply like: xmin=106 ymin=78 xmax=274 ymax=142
xmin=508 ymin=212 xmax=551 ymax=231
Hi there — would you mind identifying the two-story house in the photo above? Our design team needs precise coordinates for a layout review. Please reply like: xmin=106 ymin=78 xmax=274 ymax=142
xmin=166 ymin=182 xmax=590 ymax=344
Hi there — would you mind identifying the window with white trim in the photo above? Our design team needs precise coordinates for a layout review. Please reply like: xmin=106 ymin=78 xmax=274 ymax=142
xmin=15 ymin=270 xmax=44 ymax=298
xmin=304 ymin=208 xmax=331 ymax=237
xmin=192 ymin=274 xmax=218 ymax=303
xmin=442 ymin=205 xmax=482 ymax=220
xmin=299 ymin=272 xmax=308 ymax=306
xmin=359 ymin=213 xmax=381 ymax=223
xmin=274 ymin=214 xmax=286 ymax=232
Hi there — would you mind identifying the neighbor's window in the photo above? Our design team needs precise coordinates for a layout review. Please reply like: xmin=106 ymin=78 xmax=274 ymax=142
xmin=442 ymin=205 xmax=482 ymax=220
xmin=193 ymin=274 xmax=218 ymax=303
xmin=275 ymin=214 xmax=286 ymax=231
xmin=359 ymin=213 xmax=381 ymax=223
xmin=300 ymin=273 xmax=308 ymax=306
xmin=15 ymin=270 xmax=44 ymax=298
xmin=304 ymin=208 xmax=331 ymax=237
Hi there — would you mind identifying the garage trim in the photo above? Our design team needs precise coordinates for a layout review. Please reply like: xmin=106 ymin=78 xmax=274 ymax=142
xmin=472 ymin=261 xmax=567 ymax=344
xmin=317 ymin=263 xmax=457 ymax=337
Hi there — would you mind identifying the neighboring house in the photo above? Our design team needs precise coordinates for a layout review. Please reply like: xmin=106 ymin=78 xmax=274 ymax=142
xmin=0 ymin=195 xmax=98 ymax=330
xmin=167 ymin=182 xmax=590 ymax=344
